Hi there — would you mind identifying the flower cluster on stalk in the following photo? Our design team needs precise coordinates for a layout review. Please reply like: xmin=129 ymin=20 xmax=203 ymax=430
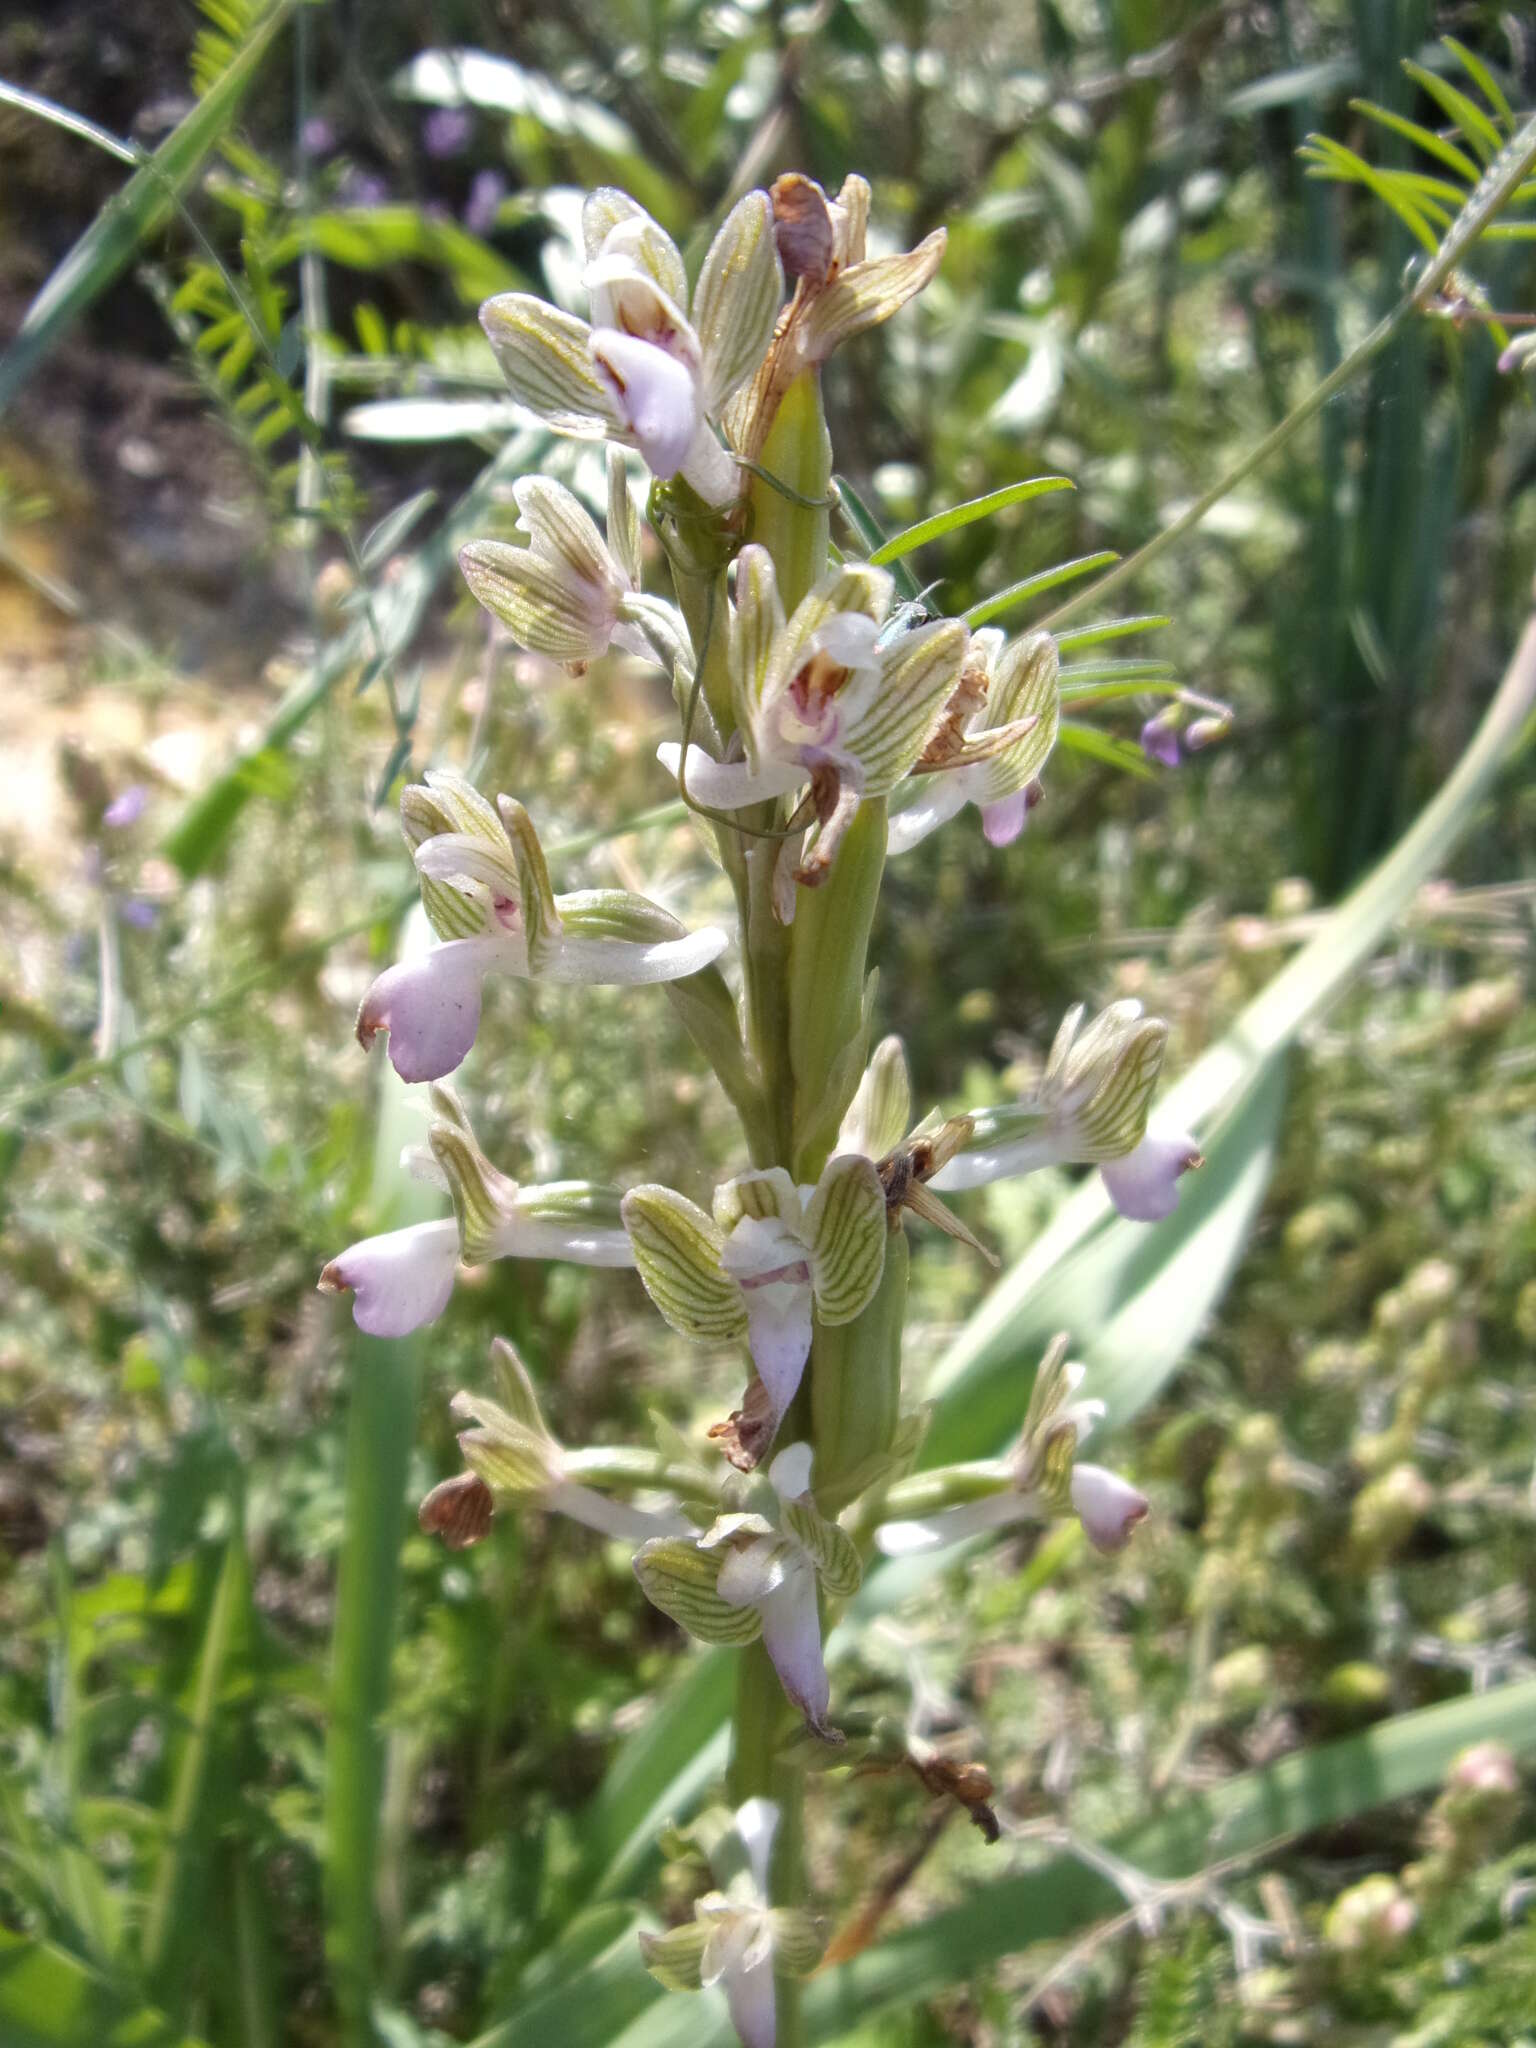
xmin=318 ymin=169 xmax=1213 ymax=2048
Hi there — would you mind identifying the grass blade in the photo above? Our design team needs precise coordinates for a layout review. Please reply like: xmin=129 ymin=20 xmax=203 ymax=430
xmin=0 ymin=1928 xmax=207 ymax=2048
xmin=867 ymin=478 xmax=1074 ymax=565
xmin=0 ymin=1 xmax=296 ymax=417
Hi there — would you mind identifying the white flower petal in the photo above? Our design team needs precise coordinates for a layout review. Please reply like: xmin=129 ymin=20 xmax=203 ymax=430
xmin=355 ymin=937 xmax=508 ymax=1083
xmin=767 ymin=1442 xmax=814 ymax=1502
xmin=541 ymin=924 xmax=729 ymax=985
xmin=874 ymin=1492 xmax=1028 ymax=1555
xmin=319 ymin=1219 xmax=460 ymax=1338
xmin=1099 ymin=1131 xmax=1202 ymax=1222
xmin=758 ymin=1559 xmax=831 ymax=1733
xmin=656 ymin=741 xmax=805 ymax=809
xmin=740 ymin=1278 xmax=814 ymax=1426
xmin=590 ymin=329 xmax=699 ymax=479
xmin=1070 ymin=1462 xmax=1149 ymax=1552
xmin=719 ymin=1213 xmax=806 ymax=1281
xmin=717 ymin=1535 xmax=791 ymax=1607
xmin=724 ymin=1954 xmax=777 ymax=2048
xmin=734 ymin=1797 xmax=779 ymax=1902
xmin=545 ymin=1480 xmax=692 ymax=1542
xmin=927 ymin=1133 xmax=1057 ymax=1193
xmin=885 ymin=775 xmax=970 ymax=855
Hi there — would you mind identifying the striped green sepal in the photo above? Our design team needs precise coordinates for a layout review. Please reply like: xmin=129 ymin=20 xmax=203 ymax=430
xmin=581 ymin=190 xmax=686 ymax=296
xmin=847 ymin=619 xmax=969 ymax=795
xmin=798 ymin=231 xmax=946 ymax=360
xmin=495 ymin=797 xmax=562 ymax=970
xmin=479 ymin=293 xmax=619 ymax=434
xmin=428 ymin=1117 xmax=518 ymax=1266
xmin=713 ymin=1166 xmax=800 ymax=1237
xmin=805 ymin=1154 xmax=887 ymax=1326
xmin=768 ymin=1909 xmax=827 ymax=1977
xmin=488 ymin=1336 xmax=553 ymax=1439
xmin=764 ymin=562 xmax=892 ymax=708
xmin=458 ymin=539 xmax=606 ymax=663
xmin=516 ymin=1181 xmax=627 ymax=1232
xmin=1073 ymin=1016 xmax=1167 ymax=1161
xmin=607 ymin=447 xmax=641 ymax=586
xmin=622 ymin=1186 xmax=747 ymax=1343
xmin=839 ymin=1034 xmax=911 ymax=1159
xmin=730 ymin=544 xmax=786 ymax=751
xmin=782 ymin=1499 xmax=863 ymax=1598
xmin=638 ymin=1919 xmax=711 ymax=1992
xmin=977 ymin=630 xmax=1060 ymax=804
xmin=694 ymin=190 xmax=784 ymax=416
xmin=557 ymin=890 xmax=689 ymax=945
xmin=633 ymin=1536 xmax=764 ymax=1645
xmin=451 ymin=1389 xmax=558 ymax=1495
xmin=401 ymin=772 xmax=503 ymax=940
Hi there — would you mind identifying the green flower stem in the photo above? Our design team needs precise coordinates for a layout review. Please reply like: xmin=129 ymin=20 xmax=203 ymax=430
xmin=727 ymin=1641 xmax=806 ymax=2048
xmin=558 ymin=1448 xmax=719 ymax=1501
xmin=876 ymin=1460 xmax=1016 ymax=1519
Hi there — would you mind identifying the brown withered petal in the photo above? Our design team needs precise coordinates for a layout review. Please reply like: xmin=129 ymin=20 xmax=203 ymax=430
xmin=419 ymin=1472 xmax=494 ymax=1549
xmin=770 ymin=173 xmax=836 ymax=287
xmin=707 ymin=1371 xmax=777 ymax=1471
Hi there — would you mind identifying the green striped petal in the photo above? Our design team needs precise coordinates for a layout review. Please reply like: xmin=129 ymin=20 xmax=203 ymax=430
xmin=767 ymin=563 xmax=893 ymax=704
xmin=1072 ymin=1015 xmax=1167 ymax=1160
xmin=555 ymin=890 xmax=692 ymax=946
xmin=713 ymin=1166 xmax=801 ymax=1237
xmin=694 ymin=190 xmax=784 ymax=416
xmin=495 ymin=797 xmax=562 ymax=969
xmin=459 ymin=537 xmax=613 ymax=661
xmin=488 ymin=1335 xmax=554 ymax=1439
xmin=804 ymin=1154 xmax=887 ymax=1326
xmin=479 ymin=293 xmax=620 ymax=435
xmin=837 ymin=1034 xmax=912 ymax=1159
xmin=622 ymin=1186 xmax=748 ymax=1344
xmin=633 ymin=1536 xmax=765 ymax=1645
xmin=401 ymin=771 xmax=503 ymax=940
xmin=451 ymin=1389 xmax=559 ymax=1495
xmin=977 ymin=630 xmax=1060 ymax=804
xmin=428 ymin=1114 xmax=519 ymax=1266
xmin=638 ymin=1920 xmax=712 ymax=1993
xmin=768 ymin=1909 xmax=826 ymax=1977
xmin=798 ymin=231 xmax=947 ymax=363
xmin=730 ymin=544 xmax=786 ymax=752
xmin=581 ymin=189 xmax=687 ymax=307
xmin=781 ymin=1498 xmax=863 ymax=1598
xmin=846 ymin=618 xmax=969 ymax=795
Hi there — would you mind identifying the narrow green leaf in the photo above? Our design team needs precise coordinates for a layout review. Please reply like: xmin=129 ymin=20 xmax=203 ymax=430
xmin=1053 ymin=615 xmax=1170 ymax=654
xmin=1440 ymin=36 xmax=1512 ymax=124
xmin=964 ymin=553 xmax=1118 ymax=628
xmin=360 ymin=489 xmax=438 ymax=571
xmin=1401 ymin=59 xmax=1503 ymax=163
xmin=868 ymin=478 xmax=1074 ymax=565
xmin=0 ymin=1 xmax=297 ymax=417
xmin=832 ymin=474 xmax=921 ymax=602
xmin=1348 ymin=98 xmax=1482 ymax=183
xmin=0 ymin=1928 xmax=207 ymax=2048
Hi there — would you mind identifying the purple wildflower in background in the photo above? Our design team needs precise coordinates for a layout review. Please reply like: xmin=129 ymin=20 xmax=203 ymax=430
xmin=120 ymin=900 xmax=158 ymax=930
xmin=340 ymin=169 xmax=389 ymax=209
xmin=103 ymin=786 xmax=148 ymax=829
xmin=464 ymin=169 xmax=507 ymax=237
xmin=423 ymin=106 xmax=473 ymax=159
xmin=1139 ymin=709 xmax=1182 ymax=767
xmin=301 ymin=115 xmax=336 ymax=159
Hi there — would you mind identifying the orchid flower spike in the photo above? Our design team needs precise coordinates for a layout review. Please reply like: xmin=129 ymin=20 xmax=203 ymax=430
xmin=357 ymin=770 xmax=729 ymax=1082
xmin=480 ymin=187 xmax=784 ymax=504
xmin=458 ymin=456 xmax=690 ymax=672
xmin=887 ymin=626 xmax=1060 ymax=854
xmin=622 ymin=1157 xmax=887 ymax=1460
xmin=658 ymin=550 xmax=968 ymax=900
xmin=877 ymin=1335 xmax=1148 ymax=1558
xmin=639 ymin=1799 xmax=824 ymax=2048
xmin=317 ymin=1086 xmax=633 ymax=1337
xmin=425 ymin=1336 xmax=695 ymax=1545
xmin=929 ymin=999 xmax=1203 ymax=1222
xmin=634 ymin=1443 xmax=861 ymax=1739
